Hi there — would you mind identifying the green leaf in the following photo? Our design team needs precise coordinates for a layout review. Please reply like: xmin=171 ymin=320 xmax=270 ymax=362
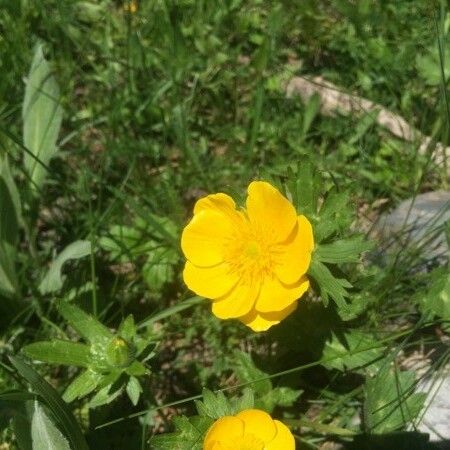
xmin=315 ymin=236 xmax=373 ymax=264
xmin=308 ymin=259 xmax=352 ymax=309
xmin=58 ymin=302 xmax=113 ymax=344
xmin=195 ymin=389 xmax=232 ymax=419
xmin=88 ymin=380 xmax=123 ymax=408
xmin=233 ymin=351 xmax=301 ymax=412
xmin=315 ymin=190 xmax=352 ymax=243
xmin=23 ymin=43 xmax=63 ymax=192
xmin=142 ymin=246 xmax=177 ymax=292
xmin=233 ymin=351 xmax=271 ymax=396
xmin=22 ymin=340 xmax=92 ymax=368
xmin=63 ymin=370 xmax=100 ymax=403
xmin=126 ymin=376 xmax=142 ymax=406
xmin=9 ymin=356 xmax=89 ymax=450
xmin=0 ymin=240 xmax=18 ymax=297
xmin=118 ymin=315 xmax=136 ymax=341
xmin=137 ymin=296 xmax=203 ymax=329
xmin=39 ymin=240 xmax=92 ymax=294
xmin=0 ymin=155 xmax=21 ymax=242
xmin=125 ymin=360 xmax=148 ymax=376
xmin=302 ymin=93 xmax=321 ymax=136
xmin=417 ymin=268 xmax=450 ymax=326
xmin=322 ymin=330 xmax=384 ymax=375
xmin=364 ymin=367 xmax=426 ymax=434
xmin=416 ymin=45 xmax=450 ymax=86
xmin=31 ymin=402 xmax=71 ymax=450
xmin=150 ymin=415 xmax=213 ymax=450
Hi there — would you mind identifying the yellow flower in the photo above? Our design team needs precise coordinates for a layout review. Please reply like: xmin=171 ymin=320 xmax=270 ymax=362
xmin=203 ymin=409 xmax=295 ymax=450
xmin=124 ymin=0 xmax=138 ymax=13
xmin=181 ymin=181 xmax=314 ymax=331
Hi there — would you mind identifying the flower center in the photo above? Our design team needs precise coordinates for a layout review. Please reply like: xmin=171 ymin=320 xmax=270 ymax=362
xmin=245 ymin=240 xmax=261 ymax=258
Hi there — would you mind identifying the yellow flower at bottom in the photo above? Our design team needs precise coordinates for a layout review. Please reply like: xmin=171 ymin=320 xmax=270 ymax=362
xmin=181 ymin=181 xmax=314 ymax=331
xmin=203 ymin=409 xmax=295 ymax=450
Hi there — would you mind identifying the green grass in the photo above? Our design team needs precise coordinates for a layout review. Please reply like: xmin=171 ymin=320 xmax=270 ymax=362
xmin=0 ymin=1 xmax=449 ymax=449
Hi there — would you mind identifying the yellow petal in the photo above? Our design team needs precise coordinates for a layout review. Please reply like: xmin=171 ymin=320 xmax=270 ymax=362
xmin=212 ymin=280 xmax=260 ymax=319
xmin=194 ymin=193 xmax=237 ymax=216
xmin=181 ymin=210 xmax=235 ymax=267
xmin=204 ymin=416 xmax=244 ymax=448
xmin=235 ymin=409 xmax=277 ymax=444
xmin=246 ymin=181 xmax=297 ymax=243
xmin=240 ymin=302 xmax=298 ymax=332
xmin=183 ymin=261 xmax=238 ymax=299
xmin=275 ymin=215 xmax=314 ymax=284
xmin=266 ymin=420 xmax=295 ymax=450
xmin=255 ymin=275 xmax=309 ymax=313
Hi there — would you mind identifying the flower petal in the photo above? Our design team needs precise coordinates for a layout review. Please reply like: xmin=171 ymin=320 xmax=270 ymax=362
xmin=204 ymin=416 xmax=245 ymax=448
xmin=246 ymin=181 xmax=297 ymax=243
xmin=274 ymin=215 xmax=314 ymax=284
xmin=183 ymin=261 xmax=238 ymax=299
xmin=266 ymin=420 xmax=295 ymax=450
xmin=193 ymin=193 xmax=237 ymax=216
xmin=181 ymin=209 xmax=235 ymax=267
xmin=235 ymin=409 xmax=277 ymax=444
xmin=239 ymin=302 xmax=298 ymax=332
xmin=255 ymin=275 xmax=309 ymax=313
xmin=212 ymin=280 xmax=260 ymax=319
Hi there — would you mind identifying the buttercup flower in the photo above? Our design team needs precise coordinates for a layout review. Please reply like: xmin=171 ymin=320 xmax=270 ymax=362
xmin=203 ymin=409 xmax=295 ymax=450
xmin=181 ymin=181 xmax=314 ymax=331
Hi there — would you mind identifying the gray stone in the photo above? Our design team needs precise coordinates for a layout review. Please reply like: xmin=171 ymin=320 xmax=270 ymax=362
xmin=375 ymin=190 xmax=450 ymax=262
xmin=417 ymin=372 xmax=450 ymax=441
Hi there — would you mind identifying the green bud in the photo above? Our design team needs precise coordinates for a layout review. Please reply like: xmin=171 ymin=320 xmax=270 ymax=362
xmin=105 ymin=337 xmax=135 ymax=368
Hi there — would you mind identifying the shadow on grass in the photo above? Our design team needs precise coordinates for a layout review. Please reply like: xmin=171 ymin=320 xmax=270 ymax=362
xmin=342 ymin=432 xmax=450 ymax=450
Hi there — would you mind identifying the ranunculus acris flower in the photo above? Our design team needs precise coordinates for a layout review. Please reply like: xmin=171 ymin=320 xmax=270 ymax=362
xmin=181 ymin=181 xmax=314 ymax=331
xmin=203 ymin=409 xmax=295 ymax=450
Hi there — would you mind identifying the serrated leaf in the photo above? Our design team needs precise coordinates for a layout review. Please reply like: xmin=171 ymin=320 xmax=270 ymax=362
xmin=58 ymin=302 xmax=113 ymax=344
xmin=39 ymin=240 xmax=92 ymax=294
xmin=416 ymin=45 xmax=450 ymax=86
xmin=31 ymin=402 xmax=71 ymax=450
xmin=63 ymin=370 xmax=100 ymax=403
xmin=195 ymin=389 xmax=232 ymax=419
xmin=22 ymin=340 xmax=92 ymax=368
xmin=126 ymin=376 xmax=142 ymax=406
xmin=308 ymin=259 xmax=352 ymax=309
xmin=23 ymin=43 xmax=63 ymax=192
xmin=365 ymin=367 xmax=426 ymax=434
xmin=315 ymin=236 xmax=373 ymax=264
xmin=150 ymin=415 xmax=213 ymax=450
xmin=322 ymin=330 xmax=384 ymax=375
xmin=233 ymin=351 xmax=271 ymax=395
xmin=9 ymin=356 xmax=89 ymax=450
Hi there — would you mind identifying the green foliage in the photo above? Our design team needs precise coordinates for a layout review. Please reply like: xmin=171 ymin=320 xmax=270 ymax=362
xmin=0 ymin=1 xmax=446 ymax=448
xmin=39 ymin=240 xmax=92 ymax=294
xmin=364 ymin=367 xmax=426 ymax=434
xmin=322 ymin=330 xmax=384 ymax=375
xmin=21 ymin=303 xmax=153 ymax=406
xmin=150 ymin=415 xmax=214 ymax=450
xmin=417 ymin=267 xmax=450 ymax=329
xmin=9 ymin=356 xmax=89 ymax=450
xmin=31 ymin=402 xmax=71 ymax=450
xmin=233 ymin=351 xmax=302 ymax=412
xmin=23 ymin=43 xmax=63 ymax=192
